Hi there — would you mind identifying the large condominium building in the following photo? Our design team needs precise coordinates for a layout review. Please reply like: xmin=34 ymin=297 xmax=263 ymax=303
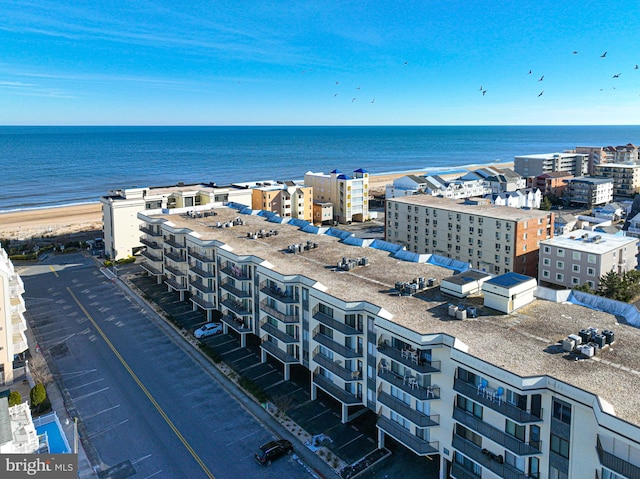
xmin=564 ymin=177 xmax=614 ymax=207
xmin=0 ymin=247 xmax=28 ymax=385
xmin=384 ymin=196 xmax=553 ymax=276
xmin=304 ymin=169 xmax=369 ymax=224
xmin=576 ymin=144 xmax=639 ymax=170
xmin=136 ymin=204 xmax=640 ymax=479
xmin=538 ymin=229 xmax=638 ymax=290
xmin=593 ymin=163 xmax=640 ymax=197
xmin=101 ymin=182 xmax=252 ymax=261
xmin=250 ymin=181 xmax=313 ymax=221
xmin=514 ymin=153 xmax=589 ymax=178
xmin=526 ymin=172 xmax=573 ymax=198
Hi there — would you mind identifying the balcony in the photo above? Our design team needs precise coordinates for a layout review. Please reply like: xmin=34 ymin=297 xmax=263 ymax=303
xmin=259 ymin=300 xmax=299 ymax=323
xmin=260 ymin=321 xmax=298 ymax=344
xmin=139 ymin=225 xmax=162 ymax=237
xmin=190 ymin=295 xmax=216 ymax=310
xmin=453 ymin=378 xmax=543 ymax=423
xmin=313 ymin=352 xmax=362 ymax=382
xmin=260 ymin=282 xmax=299 ymax=303
xmin=261 ymin=340 xmax=299 ymax=364
xmin=313 ymin=333 xmax=363 ymax=359
xmin=377 ymin=342 xmax=441 ymax=374
xmin=313 ymin=311 xmax=361 ymax=336
xmin=377 ymin=391 xmax=439 ymax=427
xmin=376 ymin=415 xmax=439 ymax=456
xmin=220 ymin=280 xmax=252 ymax=298
xmin=221 ymin=298 xmax=251 ymax=316
xmin=452 ymin=435 xmax=535 ymax=479
xmin=140 ymin=237 xmax=161 ymax=249
xmin=164 ymin=250 xmax=186 ymax=263
xmin=450 ymin=463 xmax=481 ymax=479
xmin=141 ymin=261 xmax=163 ymax=276
xmin=140 ymin=249 xmax=162 ymax=263
xmin=220 ymin=314 xmax=252 ymax=333
xmin=597 ymin=436 xmax=640 ymax=479
xmin=164 ymin=264 xmax=186 ymax=277
xmin=189 ymin=264 xmax=216 ymax=278
xmin=312 ymin=373 xmax=363 ymax=405
xmin=164 ymin=277 xmax=188 ymax=291
xmin=189 ymin=250 xmax=215 ymax=263
xmin=164 ymin=237 xmax=185 ymax=249
xmin=191 ymin=280 xmax=215 ymax=294
xmin=220 ymin=265 xmax=250 ymax=281
xmin=378 ymin=370 xmax=439 ymax=401
xmin=452 ymin=408 xmax=540 ymax=456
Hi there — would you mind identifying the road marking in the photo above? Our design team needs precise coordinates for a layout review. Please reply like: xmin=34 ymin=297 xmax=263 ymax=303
xmin=225 ymin=430 xmax=258 ymax=447
xmin=49 ymin=265 xmax=59 ymax=277
xmin=66 ymin=287 xmax=216 ymax=479
xmin=86 ymin=419 xmax=129 ymax=439
xmin=73 ymin=387 xmax=110 ymax=401
xmin=142 ymin=471 xmax=163 ymax=479
xmin=131 ymin=453 xmax=153 ymax=465
xmin=81 ymin=404 xmax=121 ymax=421
xmin=66 ymin=378 xmax=105 ymax=391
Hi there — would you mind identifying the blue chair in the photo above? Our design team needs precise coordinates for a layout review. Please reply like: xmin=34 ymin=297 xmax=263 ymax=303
xmin=495 ymin=386 xmax=504 ymax=405
xmin=477 ymin=379 xmax=488 ymax=396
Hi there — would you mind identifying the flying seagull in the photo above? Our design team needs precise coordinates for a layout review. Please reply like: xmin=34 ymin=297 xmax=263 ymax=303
xmin=371 ymin=98 xmax=375 ymax=103
xmin=481 ymin=90 xmax=487 ymax=96
xmin=573 ymin=51 xmax=578 ymax=54
xmin=538 ymin=90 xmax=544 ymax=97
xmin=352 ymin=97 xmax=357 ymax=102
xmin=601 ymin=51 xmax=607 ymax=58
xmin=635 ymin=64 xmax=639 ymax=69
xmin=538 ymin=75 xmax=544 ymax=82
xmin=613 ymin=73 xmax=621 ymax=78
xmin=528 ymin=70 xmax=532 ymax=74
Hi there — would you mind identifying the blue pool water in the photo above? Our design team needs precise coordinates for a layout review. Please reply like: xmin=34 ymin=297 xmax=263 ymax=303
xmin=36 ymin=420 xmax=71 ymax=454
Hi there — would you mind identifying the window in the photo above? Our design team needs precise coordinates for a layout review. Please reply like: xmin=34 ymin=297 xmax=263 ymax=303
xmin=457 ymin=395 xmax=483 ymax=419
xmin=587 ymin=267 xmax=595 ymax=276
xmin=572 ymin=277 xmax=580 ymax=285
xmin=556 ymin=273 xmax=564 ymax=281
xmin=552 ymin=398 xmax=572 ymax=424
xmin=544 ymin=246 xmax=550 ymax=254
xmin=588 ymin=254 xmax=596 ymax=264
xmin=572 ymin=251 xmax=581 ymax=260
xmin=455 ymin=424 xmax=482 ymax=447
xmin=572 ymin=264 xmax=580 ymax=273
xmin=543 ymin=258 xmax=550 ymax=266
xmin=550 ymin=434 xmax=570 ymax=458
xmin=556 ymin=261 xmax=564 ymax=269
xmin=557 ymin=248 xmax=564 ymax=257
xmin=542 ymin=270 xmax=550 ymax=278
xmin=506 ymin=419 xmax=525 ymax=442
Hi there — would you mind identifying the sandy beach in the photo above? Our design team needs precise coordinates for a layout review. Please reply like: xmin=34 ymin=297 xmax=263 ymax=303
xmin=0 ymin=164 xmax=512 ymax=242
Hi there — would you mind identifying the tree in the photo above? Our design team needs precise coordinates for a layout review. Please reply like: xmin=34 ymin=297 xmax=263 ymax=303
xmin=573 ymin=283 xmax=594 ymax=294
xmin=8 ymin=391 xmax=22 ymax=407
xmin=540 ymin=196 xmax=552 ymax=211
xmin=27 ymin=354 xmax=53 ymax=386
xmin=30 ymin=383 xmax=47 ymax=408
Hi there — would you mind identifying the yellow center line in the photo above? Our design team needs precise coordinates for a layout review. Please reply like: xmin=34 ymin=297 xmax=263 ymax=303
xmin=49 ymin=265 xmax=59 ymax=277
xmin=66 ymin=287 xmax=216 ymax=479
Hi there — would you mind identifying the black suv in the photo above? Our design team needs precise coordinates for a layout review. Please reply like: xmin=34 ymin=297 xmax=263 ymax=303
xmin=254 ymin=439 xmax=293 ymax=465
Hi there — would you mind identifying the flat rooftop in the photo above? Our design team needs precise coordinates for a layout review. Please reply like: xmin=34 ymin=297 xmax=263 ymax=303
xmin=146 ymin=206 xmax=640 ymax=425
xmin=387 ymin=195 xmax=551 ymax=222
xmin=542 ymin=229 xmax=637 ymax=253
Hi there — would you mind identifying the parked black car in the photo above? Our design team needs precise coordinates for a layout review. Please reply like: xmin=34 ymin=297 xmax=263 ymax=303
xmin=254 ymin=439 xmax=293 ymax=465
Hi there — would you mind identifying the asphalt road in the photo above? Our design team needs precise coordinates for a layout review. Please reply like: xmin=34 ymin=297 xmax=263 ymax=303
xmin=20 ymin=253 xmax=317 ymax=479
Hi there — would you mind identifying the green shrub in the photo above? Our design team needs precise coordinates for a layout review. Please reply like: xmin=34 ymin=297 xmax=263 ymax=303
xmin=238 ymin=376 xmax=268 ymax=404
xmin=8 ymin=391 xmax=22 ymax=407
xmin=198 ymin=343 xmax=222 ymax=363
xmin=30 ymin=383 xmax=47 ymax=407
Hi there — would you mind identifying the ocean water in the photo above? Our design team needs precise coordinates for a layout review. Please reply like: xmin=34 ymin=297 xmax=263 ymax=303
xmin=1 ymin=125 xmax=639 ymax=212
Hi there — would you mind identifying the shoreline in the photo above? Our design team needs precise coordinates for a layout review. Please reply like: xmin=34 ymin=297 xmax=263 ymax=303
xmin=0 ymin=162 xmax=513 ymax=242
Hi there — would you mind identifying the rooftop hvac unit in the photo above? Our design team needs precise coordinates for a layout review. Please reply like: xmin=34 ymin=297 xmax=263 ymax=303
xmin=578 ymin=344 xmax=595 ymax=357
xmin=603 ymin=330 xmax=615 ymax=344
xmin=456 ymin=308 xmax=467 ymax=320
xmin=448 ymin=304 xmax=458 ymax=317
xmin=568 ymin=334 xmax=582 ymax=346
xmin=579 ymin=329 xmax=592 ymax=344
xmin=593 ymin=334 xmax=607 ymax=349
xmin=562 ymin=337 xmax=575 ymax=352
xmin=395 ymin=281 xmax=406 ymax=291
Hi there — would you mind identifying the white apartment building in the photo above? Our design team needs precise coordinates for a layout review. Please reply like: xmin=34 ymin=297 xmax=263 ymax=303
xmin=386 ymin=175 xmax=489 ymax=200
xmin=0 ymin=247 xmax=28 ymax=385
xmin=564 ymin=177 xmax=614 ymax=207
xmin=514 ymin=153 xmax=589 ymax=178
xmin=0 ymin=399 xmax=39 ymax=454
xmin=538 ymin=229 xmax=638 ymax=290
xmin=593 ymin=163 xmax=640 ymax=197
xmin=304 ymin=169 xmax=369 ymax=224
xmin=487 ymin=189 xmax=542 ymax=209
xmin=136 ymin=204 xmax=640 ymax=479
xmin=101 ymin=182 xmax=252 ymax=261
xmin=384 ymin=196 xmax=553 ymax=277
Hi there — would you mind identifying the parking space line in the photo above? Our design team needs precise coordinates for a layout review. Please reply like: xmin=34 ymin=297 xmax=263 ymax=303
xmin=81 ymin=404 xmax=121 ymax=421
xmin=74 ymin=387 xmax=110 ymax=401
xmin=66 ymin=378 xmax=105 ymax=391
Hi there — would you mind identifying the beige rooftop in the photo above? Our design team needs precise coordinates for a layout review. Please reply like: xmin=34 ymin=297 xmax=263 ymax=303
xmin=147 ymin=206 xmax=640 ymax=424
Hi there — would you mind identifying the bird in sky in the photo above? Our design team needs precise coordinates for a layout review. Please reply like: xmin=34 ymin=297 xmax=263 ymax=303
xmin=613 ymin=73 xmax=621 ymax=78
xmin=635 ymin=64 xmax=639 ymax=69
xmin=333 ymin=93 xmax=338 ymax=97
xmin=538 ymin=90 xmax=544 ymax=97
xmin=403 ymin=61 xmax=408 ymax=66
xmin=573 ymin=51 xmax=578 ymax=54
xmin=479 ymin=85 xmax=483 ymax=91
xmin=528 ymin=70 xmax=532 ymax=74
xmin=538 ymin=75 xmax=544 ymax=82
xmin=352 ymin=97 xmax=357 ymax=102
xmin=371 ymin=98 xmax=375 ymax=103
xmin=601 ymin=51 xmax=608 ymax=58
xmin=356 ymin=86 xmax=360 ymax=90
xmin=481 ymin=90 xmax=487 ymax=96
xmin=335 ymin=81 xmax=339 ymax=85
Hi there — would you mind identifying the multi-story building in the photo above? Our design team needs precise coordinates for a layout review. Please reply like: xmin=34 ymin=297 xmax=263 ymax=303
xmin=564 ymin=177 xmax=614 ymax=207
xmin=101 ymin=182 xmax=252 ymax=260
xmin=538 ymin=229 xmax=638 ymax=290
xmin=0 ymin=247 xmax=28 ymax=386
xmin=136 ymin=204 xmax=640 ymax=479
xmin=304 ymin=169 xmax=369 ymax=224
xmin=0 ymin=398 xmax=39 ymax=454
xmin=384 ymin=196 xmax=553 ymax=276
xmin=514 ymin=153 xmax=589 ymax=178
xmin=526 ymin=172 xmax=573 ymax=198
xmin=250 ymin=181 xmax=313 ymax=221
xmin=385 ymin=175 xmax=488 ymax=200
xmin=593 ymin=163 xmax=640 ymax=197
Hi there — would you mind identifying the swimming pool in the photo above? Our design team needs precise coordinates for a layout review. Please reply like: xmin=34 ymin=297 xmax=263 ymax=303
xmin=34 ymin=412 xmax=71 ymax=454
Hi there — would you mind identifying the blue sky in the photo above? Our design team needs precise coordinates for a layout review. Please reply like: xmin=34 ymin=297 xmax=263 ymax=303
xmin=1 ymin=0 xmax=639 ymax=125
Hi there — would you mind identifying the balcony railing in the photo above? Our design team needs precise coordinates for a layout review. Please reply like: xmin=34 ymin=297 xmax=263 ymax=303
xmin=452 ymin=435 xmax=535 ymax=479
xmin=189 ymin=265 xmax=216 ymax=278
xmin=376 ymin=415 xmax=439 ymax=456
xmin=220 ymin=280 xmax=252 ymax=298
xmin=377 ymin=391 xmax=439 ymax=427
xmin=164 ymin=250 xmax=186 ymax=263
xmin=378 ymin=369 xmax=439 ymax=401
xmin=261 ymin=340 xmax=299 ymax=364
xmin=140 ymin=237 xmax=161 ymax=249
xmin=452 ymin=408 xmax=540 ymax=456
xmin=220 ymin=314 xmax=251 ymax=333
xmin=188 ymin=250 xmax=215 ymax=263
xmin=191 ymin=280 xmax=215 ymax=294
xmin=164 ymin=277 xmax=188 ymax=291
xmin=259 ymin=282 xmax=299 ymax=303
xmin=260 ymin=321 xmax=298 ymax=344
xmin=259 ymin=300 xmax=299 ymax=323
xmin=190 ymin=295 xmax=216 ymax=310
xmin=313 ymin=352 xmax=362 ymax=382
xmin=165 ymin=264 xmax=186 ymax=277
xmin=313 ymin=333 xmax=363 ymax=359
xmin=377 ymin=343 xmax=441 ymax=374
xmin=312 ymin=373 xmax=363 ymax=405
xmin=453 ymin=378 xmax=543 ymax=423
xmin=597 ymin=436 xmax=640 ymax=479
xmin=164 ymin=237 xmax=185 ymax=249
xmin=221 ymin=298 xmax=251 ymax=316
xmin=450 ymin=463 xmax=481 ymax=479
xmin=140 ymin=249 xmax=162 ymax=263
xmin=313 ymin=311 xmax=361 ymax=336
xmin=220 ymin=265 xmax=250 ymax=281
xmin=140 ymin=262 xmax=163 ymax=276
xmin=139 ymin=225 xmax=162 ymax=237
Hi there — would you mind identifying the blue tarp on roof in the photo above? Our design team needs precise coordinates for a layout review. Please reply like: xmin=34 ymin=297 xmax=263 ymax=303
xmin=301 ymin=224 xmax=321 ymax=234
xmin=370 ymin=240 xmax=404 ymax=253
xmin=341 ymin=236 xmax=372 ymax=247
xmin=226 ymin=202 xmax=247 ymax=211
xmin=426 ymin=255 xmax=471 ymax=272
xmin=268 ymin=216 xmax=289 ymax=224
xmin=393 ymin=250 xmax=427 ymax=263
xmin=288 ymin=218 xmax=311 ymax=228
xmin=326 ymin=228 xmax=353 ymax=239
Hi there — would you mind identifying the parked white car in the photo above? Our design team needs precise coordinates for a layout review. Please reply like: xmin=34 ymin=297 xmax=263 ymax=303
xmin=194 ymin=322 xmax=223 ymax=339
